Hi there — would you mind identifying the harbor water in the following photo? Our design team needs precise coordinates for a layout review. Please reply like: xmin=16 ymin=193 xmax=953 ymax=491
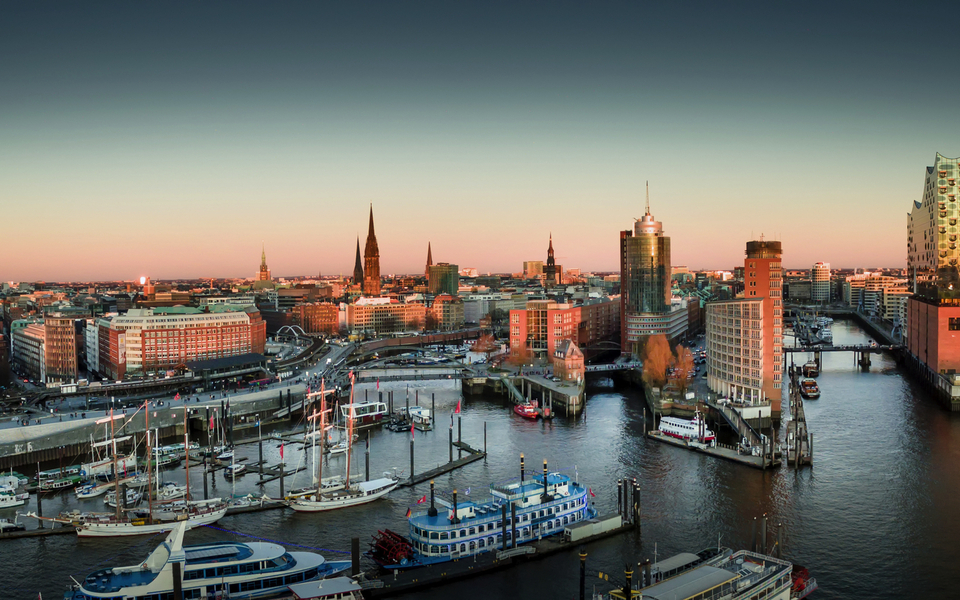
xmin=2 ymin=320 xmax=958 ymax=599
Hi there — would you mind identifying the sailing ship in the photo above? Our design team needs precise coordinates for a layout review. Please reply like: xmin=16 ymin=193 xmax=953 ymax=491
xmin=64 ymin=521 xmax=350 ymax=600
xmin=290 ymin=375 xmax=398 ymax=513
xmin=370 ymin=456 xmax=596 ymax=569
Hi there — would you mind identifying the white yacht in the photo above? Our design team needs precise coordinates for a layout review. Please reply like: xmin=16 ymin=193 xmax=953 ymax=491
xmin=64 ymin=522 xmax=350 ymax=599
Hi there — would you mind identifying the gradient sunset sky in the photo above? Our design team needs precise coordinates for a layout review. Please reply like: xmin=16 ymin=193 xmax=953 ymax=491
xmin=3 ymin=1 xmax=958 ymax=282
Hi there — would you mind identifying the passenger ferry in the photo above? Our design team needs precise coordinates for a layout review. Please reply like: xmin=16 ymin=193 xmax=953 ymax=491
xmin=369 ymin=458 xmax=595 ymax=569
xmin=658 ymin=410 xmax=716 ymax=443
xmin=64 ymin=522 xmax=350 ymax=600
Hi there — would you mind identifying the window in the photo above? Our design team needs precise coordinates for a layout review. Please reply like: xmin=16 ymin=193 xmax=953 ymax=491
xmin=950 ymin=318 xmax=960 ymax=331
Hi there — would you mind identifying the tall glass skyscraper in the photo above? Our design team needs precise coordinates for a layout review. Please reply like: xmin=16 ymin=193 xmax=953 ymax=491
xmin=620 ymin=202 xmax=672 ymax=355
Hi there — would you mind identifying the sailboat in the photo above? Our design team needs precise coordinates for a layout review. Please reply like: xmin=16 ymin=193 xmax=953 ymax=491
xmin=290 ymin=375 xmax=398 ymax=512
xmin=49 ymin=403 xmax=227 ymax=537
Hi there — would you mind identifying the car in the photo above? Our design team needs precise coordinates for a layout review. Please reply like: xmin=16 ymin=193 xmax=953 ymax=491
xmin=551 ymin=377 xmax=561 ymax=383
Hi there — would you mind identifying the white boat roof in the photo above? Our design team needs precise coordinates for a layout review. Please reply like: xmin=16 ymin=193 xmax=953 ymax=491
xmin=288 ymin=577 xmax=360 ymax=599
xmin=356 ymin=478 xmax=394 ymax=492
xmin=641 ymin=565 xmax=737 ymax=600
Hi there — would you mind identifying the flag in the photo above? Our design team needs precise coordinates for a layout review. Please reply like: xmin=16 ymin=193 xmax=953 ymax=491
xmin=465 ymin=487 xmax=471 ymax=495
xmin=280 ymin=442 xmax=284 ymax=460
xmin=174 ymin=393 xmax=180 ymax=401
xmin=209 ymin=415 xmax=215 ymax=430
xmin=455 ymin=399 xmax=461 ymax=414
xmin=405 ymin=507 xmax=412 ymax=518
xmin=588 ymin=488 xmax=596 ymax=497
xmin=417 ymin=495 xmax=426 ymax=504
xmin=411 ymin=420 xmax=415 ymax=440
xmin=376 ymin=378 xmax=380 ymax=391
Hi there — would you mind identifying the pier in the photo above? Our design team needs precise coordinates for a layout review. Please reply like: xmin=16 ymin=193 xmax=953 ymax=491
xmin=400 ymin=421 xmax=487 ymax=487
xmin=784 ymin=367 xmax=813 ymax=467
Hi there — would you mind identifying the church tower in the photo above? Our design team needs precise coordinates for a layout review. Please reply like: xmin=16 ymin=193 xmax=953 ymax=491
xmin=353 ymin=237 xmax=364 ymax=285
xmin=545 ymin=234 xmax=556 ymax=286
xmin=363 ymin=204 xmax=381 ymax=295
xmin=257 ymin=243 xmax=271 ymax=281
xmin=425 ymin=242 xmax=433 ymax=280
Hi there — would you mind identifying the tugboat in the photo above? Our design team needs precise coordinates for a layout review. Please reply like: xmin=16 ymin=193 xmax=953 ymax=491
xmin=799 ymin=378 xmax=821 ymax=399
xmin=802 ymin=361 xmax=819 ymax=378
xmin=513 ymin=402 xmax=539 ymax=419
xmin=369 ymin=455 xmax=596 ymax=569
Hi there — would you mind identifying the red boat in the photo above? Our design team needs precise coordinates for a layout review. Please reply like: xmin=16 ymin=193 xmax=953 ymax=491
xmin=513 ymin=403 xmax=539 ymax=419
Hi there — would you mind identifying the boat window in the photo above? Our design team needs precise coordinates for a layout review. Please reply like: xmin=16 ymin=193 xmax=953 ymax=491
xmin=222 ymin=565 xmax=239 ymax=575
xmin=440 ymin=532 xmax=448 ymax=540
xmin=430 ymin=531 xmax=438 ymax=540
xmin=229 ymin=584 xmax=240 ymax=594
xmin=460 ymin=529 xmax=466 ymax=537
xmin=241 ymin=562 xmax=258 ymax=573
xmin=265 ymin=577 xmax=284 ymax=587
xmin=469 ymin=527 xmax=475 ymax=535
xmin=479 ymin=538 xmax=485 ymax=548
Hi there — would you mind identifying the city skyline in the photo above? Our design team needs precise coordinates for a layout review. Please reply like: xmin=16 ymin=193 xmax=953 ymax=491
xmin=3 ymin=2 xmax=958 ymax=281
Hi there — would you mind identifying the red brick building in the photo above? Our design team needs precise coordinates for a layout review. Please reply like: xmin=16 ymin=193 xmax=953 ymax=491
xmin=295 ymin=302 xmax=339 ymax=335
xmin=509 ymin=298 xmax=620 ymax=361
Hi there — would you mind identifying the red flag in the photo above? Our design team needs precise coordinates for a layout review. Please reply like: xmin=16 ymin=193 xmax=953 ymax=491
xmin=376 ymin=378 xmax=380 ymax=391
xmin=411 ymin=420 xmax=415 ymax=440
xmin=417 ymin=495 xmax=427 ymax=504
xmin=280 ymin=442 xmax=284 ymax=460
xmin=175 ymin=393 xmax=180 ymax=401
xmin=588 ymin=488 xmax=596 ymax=497
xmin=455 ymin=399 xmax=461 ymax=414
xmin=209 ymin=415 xmax=214 ymax=430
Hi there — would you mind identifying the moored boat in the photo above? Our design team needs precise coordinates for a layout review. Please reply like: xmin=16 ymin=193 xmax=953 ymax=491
xmin=802 ymin=361 xmax=819 ymax=378
xmin=369 ymin=456 xmax=596 ymax=569
xmin=799 ymin=378 xmax=821 ymax=399
xmin=513 ymin=402 xmax=539 ymax=419
xmin=224 ymin=463 xmax=247 ymax=478
xmin=290 ymin=478 xmax=398 ymax=512
xmin=63 ymin=521 xmax=350 ymax=599
xmin=658 ymin=409 xmax=715 ymax=443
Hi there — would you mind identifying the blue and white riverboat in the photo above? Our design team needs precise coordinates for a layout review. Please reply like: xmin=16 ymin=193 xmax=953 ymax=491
xmin=370 ymin=457 xmax=596 ymax=569
xmin=65 ymin=522 xmax=350 ymax=600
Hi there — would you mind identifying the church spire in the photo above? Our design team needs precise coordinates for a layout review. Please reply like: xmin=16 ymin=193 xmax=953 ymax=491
xmin=261 ymin=242 xmax=267 ymax=268
xmin=353 ymin=236 xmax=364 ymax=285
xmin=425 ymin=242 xmax=433 ymax=279
xmin=363 ymin=204 xmax=381 ymax=296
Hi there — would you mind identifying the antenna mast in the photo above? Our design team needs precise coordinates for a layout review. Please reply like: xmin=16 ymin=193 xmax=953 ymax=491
xmin=645 ymin=181 xmax=650 ymax=215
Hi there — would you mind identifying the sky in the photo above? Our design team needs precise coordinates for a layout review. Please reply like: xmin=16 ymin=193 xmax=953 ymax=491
xmin=2 ymin=1 xmax=959 ymax=282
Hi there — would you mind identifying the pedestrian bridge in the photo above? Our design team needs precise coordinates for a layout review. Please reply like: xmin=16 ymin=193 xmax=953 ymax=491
xmin=585 ymin=361 xmax=642 ymax=373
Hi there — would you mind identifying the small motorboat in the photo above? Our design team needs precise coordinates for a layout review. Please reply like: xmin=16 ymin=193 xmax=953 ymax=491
xmin=0 ymin=517 xmax=25 ymax=533
xmin=513 ymin=403 xmax=539 ymax=419
xmin=799 ymin=378 xmax=821 ymax=399
xmin=224 ymin=464 xmax=246 ymax=479
xmin=215 ymin=450 xmax=234 ymax=462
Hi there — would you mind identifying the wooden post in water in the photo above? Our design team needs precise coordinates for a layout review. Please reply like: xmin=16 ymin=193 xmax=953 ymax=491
xmin=457 ymin=416 xmax=462 ymax=458
xmin=365 ymin=432 xmax=371 ymax=482
xmin=432 ymin=393 xmax=435 ymax=422
xmin=760 ymin=513 xmax=768 ymax=555
xmin=617 ymin=478 xmax=622 ymax=516
xmin=483 ymin=421 xmax=487 ymax=456
xmin=409 ymin=438 xmax=415 ymax=483
xmin=751 ymin=517 xmax=757 ymax=552
xmin=579 ymin=549 xmax=587 ymax=600
xmin=448 ymin=425 xmax=453 ymax=462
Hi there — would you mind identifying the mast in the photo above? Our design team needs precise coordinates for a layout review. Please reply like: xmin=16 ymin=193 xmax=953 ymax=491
xmin=183 ymin=402 xmax=190 ymax=501
xmin=317 ymin=378 xmax=326 ymax=496
xmin=111 ymin=408 xmax=119 ymax=519
xmin=346 ymin=372 xmax=355 ymax=487
xmin=145 ymin=402 xmax=153 ymax=521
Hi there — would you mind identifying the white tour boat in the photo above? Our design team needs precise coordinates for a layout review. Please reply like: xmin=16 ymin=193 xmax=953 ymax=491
xmin=658 ymin=409 xmax=716 ymax=443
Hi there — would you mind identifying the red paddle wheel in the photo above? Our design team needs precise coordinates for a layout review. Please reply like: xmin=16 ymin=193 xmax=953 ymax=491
xmin=369 ymin=529 xmax=414 ymax=566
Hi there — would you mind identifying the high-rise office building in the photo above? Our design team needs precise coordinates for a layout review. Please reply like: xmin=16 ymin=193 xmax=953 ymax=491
xmin=44 ymin=313 xmax=78 ymax=384
xmin=906 ymin=153 xmax=960 ymax=409
xmin=428 ymin=263 xmax=459 ymax=296
xmin=620 ymin=186 xmax=672 ymax=355
xmin=363 ymin=205 xmax=381 ymax=296
xmin=706 ymin=239 xmax=783 ymax=412
xmin=811 ymin=262 xmax=830 ymax=303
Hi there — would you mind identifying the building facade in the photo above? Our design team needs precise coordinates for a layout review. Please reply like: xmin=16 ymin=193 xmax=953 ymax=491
xmin=620 ymin=200 xmax=672 ymax=356
xmin=742 ymin=240 xmax=783 ymax=404
xmin=509 ymin=298 xmax=620 ymax=361
xmin=44 ymin=314 xmax=78 ymax=384
xmin=811 ymin=262 xmax=830 ymax=303
xmin=346 ymin=298 xmax=427 ymax=335
xmin=295 ymin=302 xmax=339 ymax=335
xmin=11 ymin=323 xmax=45 ymax=383
xmin=431 ymin=294 xmax=465 ymax=331
xmin=98 ymin=306 xmax=266 ymax=378
xmin=906 ymin=153 xmax=960 ymax=408
xmin=428 ymin=263 xmax=459 ymax=296
xmin=706 ymin=298 xmax=766 ymax=402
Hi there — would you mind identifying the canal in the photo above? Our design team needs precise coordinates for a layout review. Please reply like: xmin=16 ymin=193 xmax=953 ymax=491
xmin=2 ymin=319 xmax=957 ymax=599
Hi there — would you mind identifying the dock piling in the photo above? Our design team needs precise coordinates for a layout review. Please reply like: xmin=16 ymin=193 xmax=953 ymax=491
xmin=579 ymin=549 xmax=587 ymax=600
xmin=510 ymin=502 xmax=517 ymax=548
xmin=279 ymin=460 xmax=285 ymax=498
xmin=203 ymin=466 xmax=209 ymax=500
xmin=751 ymin=517 xmax=757 ymax=552
xmin=761 ymin=513 xmax=768 ymax=555
xmin=365 ymin=433 xmax=370 ymax=482
xmin=409 ymin=439 xmax=415 ymax=484
xmin=483 ymin=422 xmax=487 ymax=456
xmin=431 ymin=393 xmax=435 ymax=421
xmin=457 ymin=416 xmax=462 ymax=458
xmin=428 ymin=480 xmax=438 ymax=517
xmin=36 ymin=490 xmax=43 ymax=528
xmin=617 ymin=478 xmax=622 ymax=516
xmin=448 ymin=426 xmax=453 ymax=463
xmin=351 ymin=537 xmax=360 ymax=576
xmin=623 ymin=565 xmax=633 ymax=599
